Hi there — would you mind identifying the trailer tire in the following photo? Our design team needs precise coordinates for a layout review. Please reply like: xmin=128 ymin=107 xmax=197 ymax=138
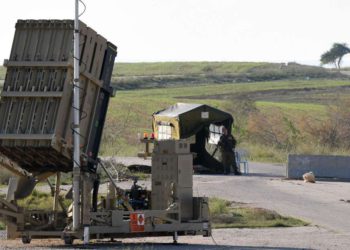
xmin=22 ymin=236 xmax=31 ymax=244
xmin=64 ymin=236 xmax=74 ymax=245
xmin=173 ymin=231 xmax=178 ymax=244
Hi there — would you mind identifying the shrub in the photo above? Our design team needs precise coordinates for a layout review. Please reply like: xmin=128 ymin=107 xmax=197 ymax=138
xmin=18 ymin=190 xmax=53 ymax=210
xmin=209 ymin=197 xmax=230 ymax=215
xmin=299 ymin=99 xmax=350 ymax=149
xmin=247 ymin=107 xmax=300 ymax=150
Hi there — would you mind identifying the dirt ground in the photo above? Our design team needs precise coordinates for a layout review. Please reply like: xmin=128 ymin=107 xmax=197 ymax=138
xmin=1 ymin=159 xmax=350 ymax=249
xmin=1 ymin=227 xmax=350 ymax=250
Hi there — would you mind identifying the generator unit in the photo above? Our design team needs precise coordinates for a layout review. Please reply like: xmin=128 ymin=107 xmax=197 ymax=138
xmin=152 ymin=140 xmax=193 ymax=221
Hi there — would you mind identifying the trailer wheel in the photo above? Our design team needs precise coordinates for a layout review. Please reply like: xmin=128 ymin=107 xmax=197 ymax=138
xmin=22 ymin=236 xmax=31 ymax=244
xmin=63 ymin=236 xmax=74 ymax=245
xmin=173 ymin=231 xmax=178 ymax=244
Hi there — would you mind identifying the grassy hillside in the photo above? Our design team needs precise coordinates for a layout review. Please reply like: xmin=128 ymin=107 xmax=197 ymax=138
xmin=112 ymin=62 xmax=342 ymax=90
xmin=100 ymin=79 xmax=350 ymax=162
xmin=1 ymin=62 xmax=267 ymax=80
xmin=0 ymin=62 xmax=345 ymax=90
xmin=113 ymin=61 xmax=267 ymax=76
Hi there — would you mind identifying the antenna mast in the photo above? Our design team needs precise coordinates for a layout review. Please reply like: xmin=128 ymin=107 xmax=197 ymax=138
xmin=72 ymin=0 xmax=81 ymax=231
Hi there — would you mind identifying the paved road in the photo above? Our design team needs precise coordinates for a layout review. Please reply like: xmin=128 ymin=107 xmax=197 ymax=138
xmin=193 ymin=163 xmax=350 ymax=234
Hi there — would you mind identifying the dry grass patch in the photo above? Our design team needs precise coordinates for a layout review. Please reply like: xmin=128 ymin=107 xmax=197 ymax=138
xmin=210 ymin=197 xmax=308 ymax=228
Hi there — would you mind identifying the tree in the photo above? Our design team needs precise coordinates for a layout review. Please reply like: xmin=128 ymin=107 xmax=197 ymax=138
xmin=320 ymin=43 xmax=350 ymax=69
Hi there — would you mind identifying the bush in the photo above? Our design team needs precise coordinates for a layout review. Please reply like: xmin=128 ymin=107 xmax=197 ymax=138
xmin=247 ymin=107 xmax=300 ymax=151
xmin=300 ymin=99 xmax=350 ymax=149
xmin=202 ymin=65 xmax=214 ymax=73
xmin=209 ymin=197 xmax=230 ymax=215
xmin=18 ymin=190 xmax=53 ymax=210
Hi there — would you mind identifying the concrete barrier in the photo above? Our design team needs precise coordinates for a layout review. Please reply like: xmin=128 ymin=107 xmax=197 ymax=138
xmin=287 ymin=154 xmax=350 ymax=179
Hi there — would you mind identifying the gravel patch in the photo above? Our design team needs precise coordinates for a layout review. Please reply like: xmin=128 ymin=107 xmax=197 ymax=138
xmin=1 ymin=227 xmax=350 ymax=249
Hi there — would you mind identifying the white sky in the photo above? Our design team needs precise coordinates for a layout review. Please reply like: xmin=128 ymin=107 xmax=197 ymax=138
xmin=0 ymin=0 xmax=350 ymax=65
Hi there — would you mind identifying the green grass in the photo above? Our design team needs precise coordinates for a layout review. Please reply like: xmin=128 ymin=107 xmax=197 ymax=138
xmin=0 ymin=61 xmax=342 ymax=91
xmin=0 ymin=61 xmax=333 ymax=78
xmin=209 ymin=198 xmax=308 ymax=229
xmin=241 ymin=143 xmax=288 ymax=163
xmin=131 ymin=172 xmax=150 ymax=181
xmin=115 ymin=79 xmax=350 ymax=99
xmin=256 ymin=101 xmax=328 ymax=119
xmin=110 ymin=62 xmax=336 ymax=89
xmin=114 ymin=62 xmax=268 ymax=77
xmin=18 ymin=189 xmax=53 ymax=210
xmin=257 ymin=101 xmax=326 ymax=112
xmin=17 ymin=189 xmax=70 ymax=211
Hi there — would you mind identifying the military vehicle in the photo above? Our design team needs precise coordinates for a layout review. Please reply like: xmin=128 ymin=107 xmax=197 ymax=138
xmin=0 ymin=19 xmax=210 ymax=245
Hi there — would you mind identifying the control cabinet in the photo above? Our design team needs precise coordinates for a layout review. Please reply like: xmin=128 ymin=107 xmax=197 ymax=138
xmin=151 ymin=140 xmax=193 ymax=220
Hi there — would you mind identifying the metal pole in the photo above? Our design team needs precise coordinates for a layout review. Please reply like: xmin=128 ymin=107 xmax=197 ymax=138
xmin=53 ymin=172 xmax=61 ymax=228
xmin=73 ymin=0 xmax=81 ymax=231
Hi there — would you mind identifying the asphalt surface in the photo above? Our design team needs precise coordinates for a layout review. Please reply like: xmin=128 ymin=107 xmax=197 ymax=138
xmin=193 ymin=162 xmax=350 ymax=234
xmin=1 ymin=158 xmax=350 ymax=249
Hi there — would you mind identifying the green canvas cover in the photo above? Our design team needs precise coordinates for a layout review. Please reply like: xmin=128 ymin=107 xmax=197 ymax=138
xmin=152 ymin=103 xmax=234 ymax=173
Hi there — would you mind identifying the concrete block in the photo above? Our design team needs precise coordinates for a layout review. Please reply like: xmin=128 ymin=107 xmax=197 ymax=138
xmin=287 ymin=154 xmax=350 ymax=179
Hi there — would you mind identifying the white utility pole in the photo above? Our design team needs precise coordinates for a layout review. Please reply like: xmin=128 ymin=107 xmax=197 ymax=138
xmin=72 ymin=0 xmax=81 ymax=231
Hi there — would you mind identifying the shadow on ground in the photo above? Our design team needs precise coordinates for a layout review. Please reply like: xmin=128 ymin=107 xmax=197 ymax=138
xmin=243 ymin=173 xmax=282 ymax=178
xmin=49 ymin=242 xmax=310 ymax=250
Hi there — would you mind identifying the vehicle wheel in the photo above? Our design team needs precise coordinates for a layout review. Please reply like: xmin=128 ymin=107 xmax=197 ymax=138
xmin=63 ymin=236 xmax=74 ymax=245
xmin=22 ymin=236 xmax=31 ymax=244
xmin=173 ymin=231 xmax=178 ymax=244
